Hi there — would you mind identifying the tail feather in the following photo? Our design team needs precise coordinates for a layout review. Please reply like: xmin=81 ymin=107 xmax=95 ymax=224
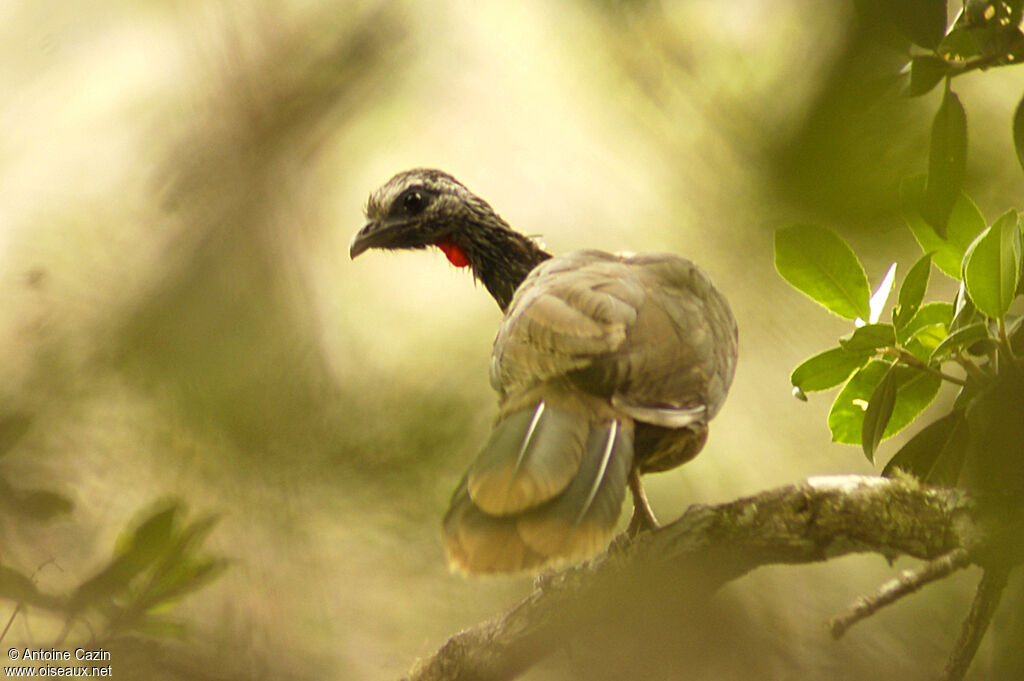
xmin=444 ymin=387 xmax=634 ymax=574
xmin=575 ymin=420 xmax=621 ymax=525
xmin=516 ymin=419 xmax=633 ymax=558
xmin=443 ymin=477 xmax=547 ymax=574
xmin=467 ymin=399 xmax=587 ymax=515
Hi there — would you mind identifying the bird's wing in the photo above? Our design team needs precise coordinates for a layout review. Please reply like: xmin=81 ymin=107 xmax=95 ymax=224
xmin=489 ymin=250 xmax=641 ymax=390
xmin=490 ymin=250 xmax=737 ymax=427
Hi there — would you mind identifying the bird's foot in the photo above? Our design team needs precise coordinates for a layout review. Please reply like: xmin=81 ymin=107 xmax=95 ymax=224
xmin=625 ymin=503 xmax=659 ymax=538
xmin=626 ymin=469 xmax=659 ymax=538
xmin=607 ymin=471 xmax=660 ymax=558
xmin=608 ymin=503 xmax=659 ymax=558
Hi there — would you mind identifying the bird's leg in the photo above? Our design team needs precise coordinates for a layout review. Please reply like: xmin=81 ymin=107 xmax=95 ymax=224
xmin=626 ymin=468 xmax=659 ymax=537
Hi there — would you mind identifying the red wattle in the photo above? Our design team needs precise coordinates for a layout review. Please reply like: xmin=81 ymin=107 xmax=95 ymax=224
xmin=437 ymin=242 xmax=470 ymax=268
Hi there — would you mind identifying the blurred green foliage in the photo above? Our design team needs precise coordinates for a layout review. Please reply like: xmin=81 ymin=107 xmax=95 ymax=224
xmin=0 ymin=490 xmax=224 ymax=650
xmin=3 ymin=0 xmax=1024 ymax=679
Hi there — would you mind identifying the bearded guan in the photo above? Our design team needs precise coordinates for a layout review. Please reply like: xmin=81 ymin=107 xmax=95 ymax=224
xmin=350 ymin=169 xmax=738 ymax=574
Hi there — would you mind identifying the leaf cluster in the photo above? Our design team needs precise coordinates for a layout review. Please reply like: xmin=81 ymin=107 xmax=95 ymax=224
xmin=0 ymin=414 xmax=228 ymax=644
xmin=67 ymin=500 xmax=229 ymax=641
xmin=776 ymin=204 xmax=1024 ymax=490
xmin=899 ymin=0 xmax=1024 ymax=227
xmin=0 ymin=412 xmax=227 ymax=645
xmin=775 ymin=1 xmax=1024 ymax=496
xmin=0 ymin=499 xmax=227 ymax=645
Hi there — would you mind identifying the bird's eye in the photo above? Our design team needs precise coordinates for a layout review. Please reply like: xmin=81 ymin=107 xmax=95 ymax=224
xmin=402 ymin=189 xmax=429 ymax=216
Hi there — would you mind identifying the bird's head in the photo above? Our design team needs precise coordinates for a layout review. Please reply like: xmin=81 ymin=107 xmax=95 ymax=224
xmin=349 ymin=168 xmax=552 ymax=310
xmin=350 ymin=168 xmax=502 ymax=268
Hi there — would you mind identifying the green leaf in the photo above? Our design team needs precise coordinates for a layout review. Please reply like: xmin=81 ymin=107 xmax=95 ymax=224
xmin=862 ymin=365 xmax=899 ymax=461
xmin=0 ymin=565 xmax=51 ymax=608
xmin=132 ymin=615 xmax=188 ymax=640
xmin=890 ymin=369 xmax=944 ymax=440
xmin=897 ymin=301 xmax=954 ymax=346
xmin=132 ymin=513 xmax=225 ymax=613
xmin=900 ymin=176 xmax=985 ymax=279
xmin=930 ymin=321 xmax=989 ymax=360
xmin=964 ymin=375 xmax=1024 ymax=494
xmin=0 ymin=414 xmax=32 ymax=459
xmin=923 ymin=90 xmax=968 ymax=235
xmin=71 ymin=554 xmax=137 ymax=610
xmin=958 ymin=2 xmax=1024 ymax=61
xmin=830 ymin=361 xmax=888 ymax=445
xmin=1015 ymin=214 xmax=1024 ymax=292
xmin=908 ymin=323 xmax=949 ymax=354
xmin=790 ymin=347 xmax=874 ymax=393
xmin=1011 ymin=313 xmax=1024 ymax=355
xmin=941 ymin=190 xmax=987 ymax=272
xmin=0 ymin=478 xmax=73 ymax=522
xmin=893 ymin=253 xmax=933 ymax=330
xmin=950 ymin=282 xmax=979 ymax=333
xmin=966 ymin=0 xmax=1023 ymax=26
xmin=908 ymin=56 xmax=950 ymax=96
xmin=939 ymin=24 xmax=981 ymax=61
xmin=963 ymin=210 xmax=1023 ymax=318
xmin=175 ymin=514 xmax=220 ymax=556
xmin=828 ymin=361 xmax=943 ymax=445
xmin=1007 ymin=0 xmax=1023 ymax=22
xmin=143 ymin=557 xmax=229 ymax=610
xmin=1016 ymin=213 xmax=1024 ymax=294
xmin=1015 ymin=93 xmax=1024 ymax=176
xmin=840 ymin=324 xmax=897 ymax=352
xmin=891 ymin=0 xmax=949 ymax=48
xmin=883 ymin=410 xmax=968 ymax=485
xmin=953 ymin=374 xmax=984 ymax=411
xmin=73 ymin=502 xmax=184 ymax=611
xmin=897 ymin=295 xmax=950 ymax=363
xmin=774 ymin=225 xmax=871 ymax=319
xmin=930 ymin=415 xmax=971 ymax=485
xmin=8 ymin=489 xmax=73 ymax=521
xmin=118 ymin=503 xmax=181 ymax=566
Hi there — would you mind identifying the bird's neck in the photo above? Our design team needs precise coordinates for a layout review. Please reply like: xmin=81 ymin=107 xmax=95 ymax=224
xmin=459 ymin=219 xmax=552 ymax=312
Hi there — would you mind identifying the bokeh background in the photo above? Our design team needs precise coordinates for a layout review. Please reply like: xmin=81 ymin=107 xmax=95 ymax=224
xmin=2 ymin=0 xmax=1023 ymax=679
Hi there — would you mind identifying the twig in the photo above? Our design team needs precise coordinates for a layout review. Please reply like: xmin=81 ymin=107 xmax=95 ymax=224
xmin=829 ymin=548 xmax=971 ymax=639
xmin=942 ymin=566 xmax=1012 ymax=681
xmin=53 ymin=617 xmax=73 ymax=647
xmin=947 ymin=36 xmax=1024 ymax=77
xmin=894 ymin=348 xmax=967 ymax=386
xmin=0 ymin=558 xmax=66 ymax=646
xmin=0 ymin=604 xmax=22 ymax=645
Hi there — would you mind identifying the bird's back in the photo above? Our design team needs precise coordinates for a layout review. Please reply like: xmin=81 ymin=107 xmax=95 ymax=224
xmin=490 ymin=249 xmax=738 ymax=431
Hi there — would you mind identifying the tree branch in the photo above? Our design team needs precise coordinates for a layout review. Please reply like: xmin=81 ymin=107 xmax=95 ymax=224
xmin=401 ymin=475 xmax=996 ymax=681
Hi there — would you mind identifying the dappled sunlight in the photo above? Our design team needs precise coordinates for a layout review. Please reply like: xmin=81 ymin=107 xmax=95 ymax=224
xmin=2 ymin=0 xmax=1023 ymax=679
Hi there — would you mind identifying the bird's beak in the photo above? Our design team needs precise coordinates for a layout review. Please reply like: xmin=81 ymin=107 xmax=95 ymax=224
xmin=349 ymin=221 xmax=384 ymax=259
xmin=350 ymin=218 xmax=428 ymax=259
